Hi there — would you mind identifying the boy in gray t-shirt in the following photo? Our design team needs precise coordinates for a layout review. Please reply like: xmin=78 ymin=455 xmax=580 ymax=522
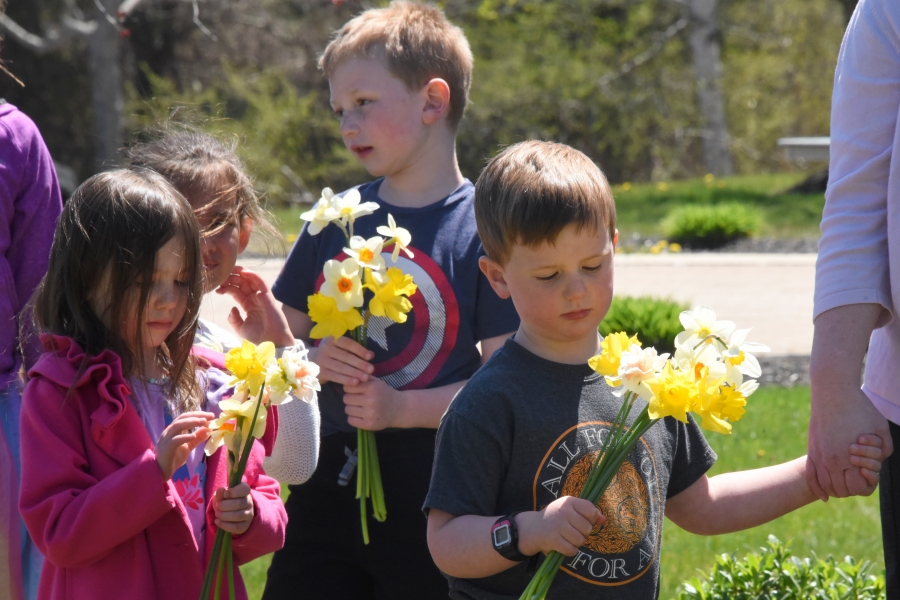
xmin=424 ymin=141 xmax=884 ymax=600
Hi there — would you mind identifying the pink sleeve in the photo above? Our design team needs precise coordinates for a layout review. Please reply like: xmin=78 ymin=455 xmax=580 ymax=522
xmin=18 ymin=378 xmax=178 ymax=569
xmin=815 ymin=0 xmax=900 ymax=326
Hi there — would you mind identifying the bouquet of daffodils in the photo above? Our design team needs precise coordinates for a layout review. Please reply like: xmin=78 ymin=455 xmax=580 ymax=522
xmin=199 ymin=341 xmax=320 ymax=600
xmin=301 ymin=187 xmax=418 ymax=544
xmin=519 ymin=306 xmax=768 ymax=600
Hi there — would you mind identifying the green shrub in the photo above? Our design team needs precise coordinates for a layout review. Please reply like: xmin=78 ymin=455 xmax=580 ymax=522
xmin=676 ymin=536 xmax=885 ymax=600
xmin=598 ymin=296 xmax=686 ymax=355
xmin=662 ymin=203 xmax=762 ymax=248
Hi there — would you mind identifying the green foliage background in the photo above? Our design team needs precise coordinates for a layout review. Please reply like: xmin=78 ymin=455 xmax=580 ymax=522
xmin=1 ymin=0 xmax=846 ymax=200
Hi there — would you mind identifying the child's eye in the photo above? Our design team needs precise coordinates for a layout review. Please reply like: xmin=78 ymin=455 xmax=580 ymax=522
xmin=583 ymin=264 xmax=602 ymax=272
xmin=536 ymin=273 xmax=558 ymax=282
xmin=357 ymin=98 xmax=371 ymax=107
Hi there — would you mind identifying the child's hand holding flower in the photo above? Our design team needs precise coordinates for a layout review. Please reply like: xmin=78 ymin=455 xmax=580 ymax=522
xmin=212 ymin=482 xmax=255 ymax=536
xmin=155 ymin=411 xmax=215 ymax=480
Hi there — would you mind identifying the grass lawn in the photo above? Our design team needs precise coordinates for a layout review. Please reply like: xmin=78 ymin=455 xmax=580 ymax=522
xmin=240 ymin=385 xmax=883 ymax=599
xmin=265 ymin=172 xmax=826 ymax=243
xmin=659 ymin=385 xmax=882 ymax=599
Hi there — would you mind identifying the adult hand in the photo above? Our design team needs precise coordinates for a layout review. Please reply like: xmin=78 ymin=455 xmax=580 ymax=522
xmin=310 ymin=336 xmax=374 ymax=386
xmin=343 ymin=377 xmax=405 ymax=430
xmin=212 ymin=482 xmax=255 ymax=536
xmin=155 ymin=411 xmax=215 ymax=481
xmin=216 ymin=266 xmax=295 ymax=347
xmin=807 ymin=382 xmax=892 ymax=500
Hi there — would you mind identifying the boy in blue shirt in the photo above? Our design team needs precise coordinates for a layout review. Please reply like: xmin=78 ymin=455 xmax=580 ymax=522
xmin=263 ymin=3 xmax=519 ymax=598
xmin=424 ymin=140 xmax=883 ymax=599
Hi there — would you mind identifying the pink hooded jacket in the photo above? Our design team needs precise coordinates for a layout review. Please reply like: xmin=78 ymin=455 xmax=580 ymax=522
xmin=18 ymin=336 xmax=287 ymax=600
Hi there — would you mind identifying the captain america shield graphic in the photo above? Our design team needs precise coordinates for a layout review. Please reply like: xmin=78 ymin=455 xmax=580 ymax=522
xmin=315 ymin=246 xmax=460 ymax=390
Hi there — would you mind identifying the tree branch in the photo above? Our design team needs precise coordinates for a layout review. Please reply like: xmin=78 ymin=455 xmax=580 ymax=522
xmin=597 ymin=17 xmax=689 ymax=88
xmin=0 ymin=13 xmax=96 ymax=54
xmin=118 ymin=0 xmax=148 ymax=18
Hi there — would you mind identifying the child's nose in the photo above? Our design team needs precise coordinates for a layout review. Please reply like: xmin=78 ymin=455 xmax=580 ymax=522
xmin=340 ymin=114 xmax=359 ymax=138
xmin=154 ymin=282 xmax=180 ymax=309
xmin=564 ymin=275 xmax=587 ymax=300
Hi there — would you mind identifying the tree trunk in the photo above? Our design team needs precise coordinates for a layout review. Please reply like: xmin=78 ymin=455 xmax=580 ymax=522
xmin=87 ymin=0 xmax=123 ymax=170
xmin=688 ymin=0 xmax=733 ymax=177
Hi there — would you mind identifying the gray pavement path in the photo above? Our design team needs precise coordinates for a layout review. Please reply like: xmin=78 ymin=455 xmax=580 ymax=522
xmin=200 ymin=253 xmax=817 ymax=357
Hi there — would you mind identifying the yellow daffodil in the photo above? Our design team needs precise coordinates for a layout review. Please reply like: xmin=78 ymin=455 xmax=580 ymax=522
xmin=225 ymin=340 xmax=276 ymax=396
xmin=308 ymin=293 xmax=364 ymax=339
xmin=330 ymin=188 xmax=380 ymax=227
xmin=376 ymin=213 xmax=414 ymax=262
xmin=642 ymin=362 xmax=697 ymax=423
xmin=344 ymin=235 xmax=386 ymax=278
xmin=366 ymin=267 xmax=417 ymax=323
xmin=696 ymin=384 xmax=747 ymax=435
xmin=674 ymin=305 xmax=735 ymax=355
xmin=300 ymin=188 xmax=341 ymax=235
xmin=321 ymin=258 xmax=364 ymax=311
xmin=588 ymin=332 xmax=640 ymax=378
xmin=204 ymin=417 xmax=239 ymax=456
xmin=721 ymin=328 xmax=770 ymax=386
xmin=673 ymin=341 xmax=726 ymax=382
xmin=611 ymin=345 xmax=668 ymax=395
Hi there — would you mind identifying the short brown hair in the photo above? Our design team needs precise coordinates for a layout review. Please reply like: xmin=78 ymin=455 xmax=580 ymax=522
xmin=319 ymin=1 xmax=473 ymax=130
xmin=475 ymin=141 xmax=616 ymax=265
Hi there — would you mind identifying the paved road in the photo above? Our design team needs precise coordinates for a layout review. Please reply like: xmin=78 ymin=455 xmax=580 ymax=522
xmin=200 ymin=253 xmax=818 ymax=357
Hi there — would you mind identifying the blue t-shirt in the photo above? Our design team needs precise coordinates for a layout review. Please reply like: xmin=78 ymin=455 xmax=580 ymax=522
xmin=272 ymin=179 xmax=520 ymax=436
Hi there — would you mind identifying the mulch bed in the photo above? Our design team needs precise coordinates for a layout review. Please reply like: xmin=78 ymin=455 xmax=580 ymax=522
xmin=756 ymin=355 xmax=811 ymax=388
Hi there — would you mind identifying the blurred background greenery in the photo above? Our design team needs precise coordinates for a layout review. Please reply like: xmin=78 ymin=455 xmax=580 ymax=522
xmin=0 ymin=0 xmax=850 ymax=211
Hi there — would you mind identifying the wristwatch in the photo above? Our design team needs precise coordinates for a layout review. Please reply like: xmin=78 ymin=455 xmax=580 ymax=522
xmin=491 ymin=512 xmax=531 ymax=562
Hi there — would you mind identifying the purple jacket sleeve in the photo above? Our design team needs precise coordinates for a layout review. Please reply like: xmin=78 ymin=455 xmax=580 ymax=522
xmin=0 ymin=106 xmax=63 ymax=382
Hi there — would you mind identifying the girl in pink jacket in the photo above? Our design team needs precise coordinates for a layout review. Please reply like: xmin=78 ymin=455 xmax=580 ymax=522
xmin=18 ymin=169 xmax=287 ymax=600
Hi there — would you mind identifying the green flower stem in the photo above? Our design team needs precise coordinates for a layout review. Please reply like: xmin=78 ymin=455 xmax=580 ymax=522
xmin=226 ymin=535 xmax=235 ymax=600
xmin=369 ymin=432 xmax=386 ymax=521
xmin=212 ymin=544 xmax=226 ymax=600
xmin=518 ymin=397 xmax=661 ymax=600
xmin=199 ymin=385 xmax=266 ymax=600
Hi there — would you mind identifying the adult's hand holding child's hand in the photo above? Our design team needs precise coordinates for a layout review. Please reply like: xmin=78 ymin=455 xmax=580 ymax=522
xmin=217 ymin=266 xmax=295 ymax=347
xmin=212 ymin=482 xmax=255 ymax=536
xmin=807 ymin=382 xmax=892 ymax=500
xmin=311 ymin=336 xmax=374 ymax=386
xmin=517 ymin=496 xmax=604 ymax=557
xmin=155 ymin=411 xmax=214 ymax=480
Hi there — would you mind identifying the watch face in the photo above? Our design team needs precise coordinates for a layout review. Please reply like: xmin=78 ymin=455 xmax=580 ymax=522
xmin=492 ymin=523 xmax=511 ymax=547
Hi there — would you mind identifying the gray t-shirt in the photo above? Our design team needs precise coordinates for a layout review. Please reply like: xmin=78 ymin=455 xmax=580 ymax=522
xmin=424 ymin=338 xmax=717 ymax=600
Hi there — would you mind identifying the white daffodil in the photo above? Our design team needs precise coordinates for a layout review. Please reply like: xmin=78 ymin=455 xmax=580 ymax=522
xmin=204 ymin=392 xmax=246 ymax=456
xmin=331 ymin=188 xmax=380 ymax=227
xmin=376 ymin=213 xmax=414 ymax=262
xmin=610 ymin=345 xmax=669 ymax=397
xmin=344 ymin=235 xmax=386 ymax=278
xmin=282 ymin=344 xmax=321 ymax=403
xmin=722 ymin=329 xmax=770 ymax=385
xmin=674 ymin=305 xmax=735 ymax=356
xmin=300 ymin=188 xmax=341 ymax=235
xmin=320 ymin=258 xmax=364 ymax=312
xmin=265 ymin=344 xmax=321 ymax=405
xmin=673 ymin=339 xmax=726 ymax=381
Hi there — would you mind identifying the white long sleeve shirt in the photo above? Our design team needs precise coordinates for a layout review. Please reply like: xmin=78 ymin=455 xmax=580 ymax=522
xmin=815 ymin=0 xmax=900 ymax=424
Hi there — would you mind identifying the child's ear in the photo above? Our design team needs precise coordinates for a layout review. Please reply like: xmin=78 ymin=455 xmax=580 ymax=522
xmin=613 ymin=229 xmax=619 ymax=247
xmin=421 ymin=78 xmax=451 ymax=126
xmin=479 ymin=256 xmax=511 ymax=299
xmin=238 ymin=217 xmax=252 ymax=254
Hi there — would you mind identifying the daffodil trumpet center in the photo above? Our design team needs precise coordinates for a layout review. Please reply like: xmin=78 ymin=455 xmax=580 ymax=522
xmin=727 ymin=351 xmax=745 ymax=366
xmin=338 ymin=277 xmax=353 ymax=293
xmin=359 ymin=248 xmax=375 ymax=263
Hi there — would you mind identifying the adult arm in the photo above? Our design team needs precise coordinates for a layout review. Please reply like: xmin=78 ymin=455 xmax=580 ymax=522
xmin=809 ymin=0 xmax=900 ymax=498
xmin=808 ymin=304 xmax=891 ymax=499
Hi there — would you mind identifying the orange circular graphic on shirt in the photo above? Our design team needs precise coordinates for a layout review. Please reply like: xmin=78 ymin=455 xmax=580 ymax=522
xmin=560 ymin=451 xmax=649 ymax=554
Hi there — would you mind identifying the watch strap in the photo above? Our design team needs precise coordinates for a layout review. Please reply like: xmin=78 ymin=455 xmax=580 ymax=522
xmin=491 ymin=512 xmax=531 ymax=562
